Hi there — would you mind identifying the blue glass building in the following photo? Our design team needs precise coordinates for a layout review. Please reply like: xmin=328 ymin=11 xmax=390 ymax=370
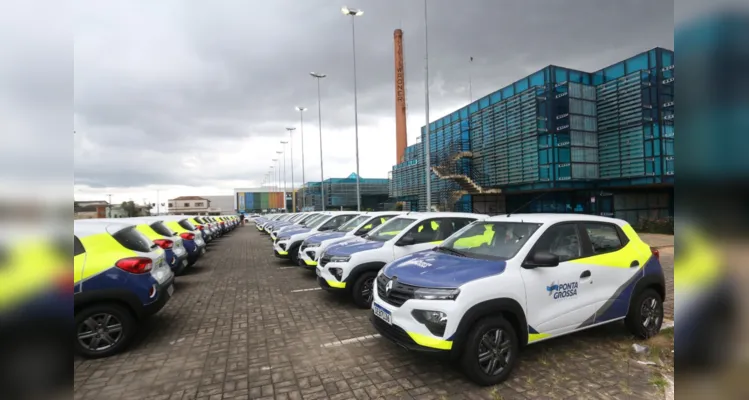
xmin=390 ymin=47 xmax=674 ymax=224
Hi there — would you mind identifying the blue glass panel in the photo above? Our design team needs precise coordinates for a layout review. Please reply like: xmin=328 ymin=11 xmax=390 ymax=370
xmin=538 ymin=150 xmax=549 ymax=164
xmin=604 ymin=62 xmax=625 ymax=80
xmin=557 ymin=164 xmax=571 ymax=179
xmin=502 ymin=85 xmax=514 ymax=99
xmin=489 ymin=91 xmax=502 ymax=104
xmin=593 ymin=72 xmax=604 ymax=85
xmin=515 ymin=77 xmax=529 ymax=92
xmin=555 ymin=67 xmax=568 ymax=83
xmin=557 ymin=148 xmax=571 ymax=163
xmin=479 ymin=96 xmax=490 ymax=109
xmin=469 ymin=103 xmax=479 ymax=114
xmin=581 ymin=74 xmax=590 ymax=85
xmin=460 ymin=107 xmax=468 ymax=119
xmin=569 ymin=70 xmax=582 ymax=83
xmin=451 ymin=111 xmax=460 ymax=121
xmin=436 ymin=119 xmax=444 ymax=128
xmin=429 ymin=122 xmax=436 ymax=131
xmin=661 ymin=50 xmax=673 ymax=67
xmin=625 ymin=53 xmax=648 ymax=73
xmin=544 ymin=67 xmax=550 ymax=83
xmin=649 ymin=49 xmax=657 ymax=68
xmin=530 ymin=70 xmax=545 ymax=86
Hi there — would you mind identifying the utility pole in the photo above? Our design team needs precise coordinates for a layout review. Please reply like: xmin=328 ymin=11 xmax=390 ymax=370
xmin=106 ymin=194 xmax=112 ymax=217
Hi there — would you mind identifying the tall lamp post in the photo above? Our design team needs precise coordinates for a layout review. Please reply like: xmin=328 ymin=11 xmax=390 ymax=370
xmin=286 ymin=127 xmax=296 ymax=211
xmin=341 ymin=6 xmax=363 ymax=211
xmin=310 ymin=72 xmax=327 ymax=211
xmin=295 ymin=106 xmax=308 ymax=210
xmin=423 ymin=0 xmax=432 ymax=211
xmin=280 ymin=141 xmax=288 ymax=212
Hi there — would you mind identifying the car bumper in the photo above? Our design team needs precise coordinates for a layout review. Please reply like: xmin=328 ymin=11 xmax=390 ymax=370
xmin=273 ymin=241 xmax=290 ymax=258
xmin=172 ymin=252 xmax=189 ymax=274
xmin=315 ymin=265 xmax=346 ymax=290
xmin=142 ymin=275 xmax=175 ymax=317
xmin=370 ymin=314 xmax=449 ymax=355
xmin=299 ymin=248 xmax=318 ymax=267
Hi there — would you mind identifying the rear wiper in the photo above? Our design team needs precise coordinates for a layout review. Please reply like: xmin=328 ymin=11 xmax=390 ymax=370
xmin=436 ymin=247 xmax=466 ymax=257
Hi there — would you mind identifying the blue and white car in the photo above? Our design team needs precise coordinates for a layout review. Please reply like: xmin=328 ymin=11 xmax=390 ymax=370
xmin=298 ymin=212 xmax=406 ymax=269
xmin=316 ymin=212 xmax=487 ymax=308
xmin=270 ymin=212 xmax=320 ymax=241
xmin=370 ymin=213 xmax=665 ymax=386
xmin=273 ymin=212 xmax=360 ymax=265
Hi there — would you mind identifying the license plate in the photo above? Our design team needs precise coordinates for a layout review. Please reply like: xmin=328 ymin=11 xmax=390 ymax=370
xmin=167 ymin=284 xmax=174 ymax=297
xmin=372 ymin=303 xmax=392 ymax=325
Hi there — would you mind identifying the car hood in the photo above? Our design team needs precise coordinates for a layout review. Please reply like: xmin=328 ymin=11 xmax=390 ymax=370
xmin=382 ymin=250 xmax=506 ymax=288
xmin=279 ymin=228 xmax=311 ymax=239
xmin=305 ymin=231 xmax=346 ymax=244
xmin=325 ymin=238 xmax=385 ymax=257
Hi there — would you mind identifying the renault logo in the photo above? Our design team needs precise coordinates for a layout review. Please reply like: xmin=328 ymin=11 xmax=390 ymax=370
xmin=385 ymin=276 xmax=397 ymax=297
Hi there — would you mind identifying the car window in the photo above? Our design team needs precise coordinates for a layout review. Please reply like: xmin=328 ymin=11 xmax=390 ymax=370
xmin=150 ymin=222 xmax=174 ymax=237
xmin=403 ymin=218 xmax=444 ymax=244
xmin=178 ymin=219 xmax=196 ymax=231
xmin=440 ymin=221 xmax=541 ymax=260
xmin=321 ymin=215 xmax=357 ymax=230
xmin=112 ymin=226 xmax=155 ymax=253
xmin=583 ymin=223 xmax=624 ymax=254
xmin=365 ymin=217 xmax=416 ymax=242
xmin=336 ymin=215 xmax=370 ymax=232
xmin=531 ymin=223 xmax=582 ymax=262
xmin=74 ymin=236 xmax=85 ymax=256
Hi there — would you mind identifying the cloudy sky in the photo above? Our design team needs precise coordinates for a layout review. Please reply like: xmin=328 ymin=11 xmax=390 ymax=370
xmin=73 ymin=0 xmax=674 ymax=207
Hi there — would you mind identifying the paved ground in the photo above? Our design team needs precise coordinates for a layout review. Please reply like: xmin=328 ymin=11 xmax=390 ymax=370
xmin=74 ymin=226 xmax=675 ymax=400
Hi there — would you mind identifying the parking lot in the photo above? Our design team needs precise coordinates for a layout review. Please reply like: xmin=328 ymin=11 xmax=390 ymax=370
xmin=74 ymin=226 xmax=674 ymax=400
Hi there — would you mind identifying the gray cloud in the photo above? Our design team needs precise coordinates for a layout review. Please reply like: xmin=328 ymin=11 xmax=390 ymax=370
xmin=73 ymin=0 xmax=674 ymax=191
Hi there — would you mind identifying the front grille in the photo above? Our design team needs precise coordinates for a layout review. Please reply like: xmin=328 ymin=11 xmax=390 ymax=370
xmin=319 ymin=255 xmax=331 ymax=268
xmin=371 ymin=315 xmax=416 ymax=345
xmin=376 ymin=274 xmax=417 ymax=308
xmin=278 ymin=242 xmax=287 ymax=251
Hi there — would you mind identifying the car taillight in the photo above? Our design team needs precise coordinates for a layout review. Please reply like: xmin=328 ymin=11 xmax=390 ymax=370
xmin=196 ymin=224 xmax=204 ymax=230
xmin=220 ymin=221 xmax=225 ymax=225
xmin=651 ymin=247 xmax=660 ymax=261
xmin=116 ymin=257 xmax=153 ymax=274
xmin=153 ymin=239 xmax=174 ymax=249
xmin=180 ymin=232 xmax=195 ymax=240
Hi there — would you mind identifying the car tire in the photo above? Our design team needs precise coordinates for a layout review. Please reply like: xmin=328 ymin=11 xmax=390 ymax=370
xmin=74 ymin=304 xmax=136 ymax=359
xmin=288 ymin=243 xmax=301 ymax=265
xmin=459 ymin=316 xmax=519 ymax=386
xmin=351 ymin=271 xmax=377 ymax=309
xmin=625 ymin=288 xmax=664 ymax=339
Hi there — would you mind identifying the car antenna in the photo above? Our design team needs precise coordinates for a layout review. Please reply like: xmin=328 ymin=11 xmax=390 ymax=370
xmin=507 ymin=191 xmax=550 ymax=218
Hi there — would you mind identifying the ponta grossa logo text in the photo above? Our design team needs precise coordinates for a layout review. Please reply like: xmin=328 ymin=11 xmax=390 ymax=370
xmin=546 ymin=281 xmax=578 ymax=299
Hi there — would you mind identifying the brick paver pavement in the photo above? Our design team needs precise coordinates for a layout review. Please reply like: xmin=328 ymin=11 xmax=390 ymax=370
xmin=74 ymin=226 xmax=674 ymax=400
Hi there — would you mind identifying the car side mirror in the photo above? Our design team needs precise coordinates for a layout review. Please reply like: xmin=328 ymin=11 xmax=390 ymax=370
xmin=523 ymin=251 xmax=560 ymax=269
xmin=397 ymin=235 xmax=416 ymax=246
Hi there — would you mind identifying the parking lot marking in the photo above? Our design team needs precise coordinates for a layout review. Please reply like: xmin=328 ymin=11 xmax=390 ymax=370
xmin=279 ymin=266 xmax=297 ymax=270
xmin=320 ymin=334 xmax=382 ymax=348
xmin=290 ymin=287 xmax=322 ymax=293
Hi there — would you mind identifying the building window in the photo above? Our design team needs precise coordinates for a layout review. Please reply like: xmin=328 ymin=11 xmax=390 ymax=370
xmin=184 ymin=202 xmax=190 ymax=207
xmin=168 ymin=203 xmax=173 ymax=207
xmin=195 ymin=202 xmax=204 ymax=207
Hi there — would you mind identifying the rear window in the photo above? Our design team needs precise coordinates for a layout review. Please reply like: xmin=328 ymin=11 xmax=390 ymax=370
xmin=178 ymin=219 xmax=196 ymax=231
xmin=150 ymin=221 xmax=175 ymax=237
xmin=74 ymin=236 xmax=85 ymax=256
xmin=112 ymin=226 xmax=155 ymax=253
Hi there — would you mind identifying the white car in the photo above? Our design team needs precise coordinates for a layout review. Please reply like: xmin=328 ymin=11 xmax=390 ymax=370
xmin=370 ymin=213 xmax=666 ymax=385
xmin=316 ymin=212 xmax=488 ymax=308
xmin=271 ymin=212 xmax=321 ymax=240
xmin=297 ymin=211 xmax=409 ymax=268
xmin=273 ymin=212 xmax=360 ymax=264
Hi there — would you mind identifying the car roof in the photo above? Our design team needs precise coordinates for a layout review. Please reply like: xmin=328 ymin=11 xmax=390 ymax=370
xmin=138 ymin=215 xmax=190 ymax=221
xmin=483 ymin=213 xmax=628 ymax=226
xmin=74 ymin=220 xmax=135 ymax=237
xmin=406 ymin=212 xmax=488 ymax=220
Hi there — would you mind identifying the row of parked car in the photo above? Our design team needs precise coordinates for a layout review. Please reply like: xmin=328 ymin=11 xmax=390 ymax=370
xmin=73 ymin=214 xmax=239 ymax=358
xmin=252 ymin=211 xmax=667 ymax=385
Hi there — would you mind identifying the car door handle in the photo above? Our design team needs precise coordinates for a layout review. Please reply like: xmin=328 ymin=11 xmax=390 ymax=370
xmin=630 ymin=260 xmax=639 ymax=268
xmin=580 ymin=270 xmax=591 ymax=278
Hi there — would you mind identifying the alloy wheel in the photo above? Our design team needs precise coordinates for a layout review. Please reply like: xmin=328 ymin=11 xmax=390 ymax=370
xmin=641 ymin=296 xmax=662 ymax=335
xmin=477 ymin=328 xmax=512 ymax=376
xmin=77 ymin=313 xmax=123 ymax=352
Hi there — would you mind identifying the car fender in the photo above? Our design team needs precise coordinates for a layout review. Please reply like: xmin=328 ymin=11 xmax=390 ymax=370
xmin=345 ymin=261 xmax=387 ymax=285
xmin=74 ymin=289 xmax=145 ymax=320
xmin=450 ymin=297 xmax=529 ymax=356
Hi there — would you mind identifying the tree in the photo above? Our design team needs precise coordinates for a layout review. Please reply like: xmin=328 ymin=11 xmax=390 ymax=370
xmin=120 ymin=201 xmax=137 ymax=217
xmin=394 ymin=202 xmax=404 ymax=211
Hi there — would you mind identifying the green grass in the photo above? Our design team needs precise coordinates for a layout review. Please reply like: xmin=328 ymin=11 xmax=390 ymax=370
xmin=650 ymin=373 xmax=669 ymax=393
xmin=489 ymin=387 xmax=504 ymax=400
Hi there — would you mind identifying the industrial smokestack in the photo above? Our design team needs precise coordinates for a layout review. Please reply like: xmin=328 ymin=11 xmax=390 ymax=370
xmin=394 ymin=29 xmax=407 ymax=164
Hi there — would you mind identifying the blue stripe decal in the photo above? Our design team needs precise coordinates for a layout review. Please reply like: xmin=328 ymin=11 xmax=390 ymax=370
xmin=82 ymin=267 xmax=159 ymax=306
xmin=382 ymin=251 xmax=506 ymax=289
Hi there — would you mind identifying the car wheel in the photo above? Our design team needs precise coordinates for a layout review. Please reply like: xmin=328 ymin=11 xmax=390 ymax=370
xmin=460 ymin=316 xmax=519 ymax=386
xmin=288 ymin=244 xmax=301 ymax=265
xmin=74 ymin=304 xmax=136 ymax=358
xmin=351 ymin=271 xmax=377 ymax=309
xmin=625 ymin=288 xmax=664 ymax=339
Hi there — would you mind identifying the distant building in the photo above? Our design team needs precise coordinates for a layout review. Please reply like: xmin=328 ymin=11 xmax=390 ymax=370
xmin=234 ymin=187 xmax=288 ymax=213
xmin=74 ymin=200 xmax=150 ymax=219
xmin=167 ymin=195 xmax=223 ymax=215
xmin=201 ymin=195 xmax=235 ymax=215
xmin=298 ymin=173 xmax=390 ymax=211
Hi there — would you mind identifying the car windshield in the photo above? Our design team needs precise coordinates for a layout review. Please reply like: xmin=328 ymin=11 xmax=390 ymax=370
xmin=364 ymin=217 xmax=416 ymax=242
xmin=308 ymin=215 xmax=333 ymax=229
xmin=437 ymin=221 xmax=541 ymax=260
xmin=302 ymin=214 xmax=324 ymax=227
xmin=336 ymin=215 xmax=370 ymax=232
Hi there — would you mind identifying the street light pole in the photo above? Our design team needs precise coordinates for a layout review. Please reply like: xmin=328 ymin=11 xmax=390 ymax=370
xmin=280 ymin=141 xmax=288 ymax=212
xmin=423 ymin=0 xmax=432 ymax=211
xmin=286 ymin=127 xmax=296 ymax=211
xmin=310 ymin=72 xmax=327 ymax=211
xmin=295 ymin=107 xmax=308 ymax=210
xmin=342 ymin=6 xmax=364 ymax=211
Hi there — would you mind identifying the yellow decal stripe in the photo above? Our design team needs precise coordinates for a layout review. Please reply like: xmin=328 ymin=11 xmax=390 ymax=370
xmin=407 ymin=331 xmax=453 ymax=350
xmin=528 ymin=333 xmax=552 ymax=343
xmin=326 ymin=280 xmax=346 ymax=289
xmin=78 ymin=233 xmax=137 ymax=281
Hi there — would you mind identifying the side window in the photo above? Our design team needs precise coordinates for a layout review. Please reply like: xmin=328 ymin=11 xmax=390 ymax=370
xmin=322 ymin=215 xmax=353 ymax=229
xmin=405 ymin=218 xmax=442 ymax=244
xmin=583 ymin=223 xmax=624 ymax=254
xmin=74 ymin=236 xmax=85 ymax=256
xmin=531 ymin=223 xmax=582 ymax=262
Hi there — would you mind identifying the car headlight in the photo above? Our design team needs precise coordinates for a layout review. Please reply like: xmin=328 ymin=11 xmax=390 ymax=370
xmin=411 ymin=310 xmax=448 ymax=336
xmin=329 ymin=267 xmax=343 ymax=281
xmin=305 ymin=242 xmax=320 ymax=248
xmin=330 ymin=255 xmax=350 ymax=263
xmin=278 ymin=237 xmax=290 ymax=242
xmin=413 ymin=288 xmax=460 ymax=301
